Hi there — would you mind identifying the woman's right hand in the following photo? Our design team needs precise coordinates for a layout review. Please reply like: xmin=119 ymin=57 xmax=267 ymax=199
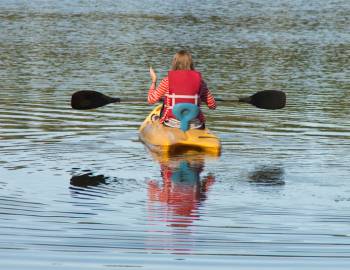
xmin=149 ymin=67 xmax=157 ymax=83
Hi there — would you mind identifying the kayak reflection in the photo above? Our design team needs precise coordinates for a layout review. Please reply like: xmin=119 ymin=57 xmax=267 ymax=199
xmin=147 ymin=152 xmax=216 ymax=228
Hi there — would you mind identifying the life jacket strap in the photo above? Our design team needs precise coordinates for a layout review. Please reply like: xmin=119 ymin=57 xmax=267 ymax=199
xmin=165 ymin=93 xmax=199 ymax=109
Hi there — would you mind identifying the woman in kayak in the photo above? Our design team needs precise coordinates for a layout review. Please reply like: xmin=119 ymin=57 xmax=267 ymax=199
xmin=148 ymin=50 xmax=216 ymax=129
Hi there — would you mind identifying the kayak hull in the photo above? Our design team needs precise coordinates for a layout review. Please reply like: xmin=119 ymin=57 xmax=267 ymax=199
xmin=139 ymin=105 xmax=221 ymax=156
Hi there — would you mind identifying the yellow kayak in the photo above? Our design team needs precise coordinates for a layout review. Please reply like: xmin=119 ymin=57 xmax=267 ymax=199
xmin=139 ymin=105 xmax=221 ymax=156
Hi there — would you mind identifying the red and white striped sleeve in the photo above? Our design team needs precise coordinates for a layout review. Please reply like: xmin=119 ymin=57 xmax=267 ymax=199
xmin=147 ymin=77 xmax=169 ymax=104
xmin=200 ymin=80 xmax=216 ymax=109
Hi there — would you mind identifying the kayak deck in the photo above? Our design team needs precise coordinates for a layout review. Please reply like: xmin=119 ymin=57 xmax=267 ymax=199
xmin=139 ymin=105 xmax=221 ymax=156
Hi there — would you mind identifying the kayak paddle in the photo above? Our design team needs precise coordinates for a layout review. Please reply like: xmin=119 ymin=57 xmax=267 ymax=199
xmin=71 ymin=90 xmax=286 ymax=110
xmin=216 ymin=90 xmax=286 ymax=110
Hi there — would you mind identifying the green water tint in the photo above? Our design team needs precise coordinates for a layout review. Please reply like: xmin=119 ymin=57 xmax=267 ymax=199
xmin=0 ymin=0 xmax=350 ymax=269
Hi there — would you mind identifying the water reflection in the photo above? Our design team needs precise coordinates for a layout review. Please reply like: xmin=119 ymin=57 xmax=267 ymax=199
xmin=69 ymin=169 xmax=140 ymax=202
xmin=147 ymin=152 xmax=216 ymax=228
xmin=248 ymin=165 xmax=285 ymax=186
xmin=1 ymin=0 xmax=350 ymax=267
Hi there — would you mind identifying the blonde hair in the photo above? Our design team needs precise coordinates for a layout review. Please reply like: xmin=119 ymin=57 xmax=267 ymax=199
xmin=171 ymin=50 xmax=195 ymax=70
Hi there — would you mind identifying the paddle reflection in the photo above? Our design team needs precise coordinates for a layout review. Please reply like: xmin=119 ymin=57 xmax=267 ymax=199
xmin=70 ymin=171 xmax=109 ymax=188
xmin=69 ymin=170 xmax=112 ymax=199
xmin=248 ymin=165 xmax=285 ymax=186
xmin=147 ymin=153 xmax=216 ymax=228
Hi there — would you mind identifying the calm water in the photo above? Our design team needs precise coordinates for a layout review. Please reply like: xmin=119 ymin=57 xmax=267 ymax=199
xmin=1 ymin=0 xmax=350 ymax=269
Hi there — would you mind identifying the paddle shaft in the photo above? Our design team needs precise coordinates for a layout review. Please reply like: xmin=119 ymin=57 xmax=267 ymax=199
xmin=105 ymin=97 xmax=245 ymax=105
xmin=104 ymin=97 xmax=241 ymax=103
xmin=215 ymin=97 xmax=239 ymax=103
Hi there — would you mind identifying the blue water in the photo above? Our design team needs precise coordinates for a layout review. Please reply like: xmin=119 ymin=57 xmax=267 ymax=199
xmin=1 ymin=0 xmax=350 ymax=269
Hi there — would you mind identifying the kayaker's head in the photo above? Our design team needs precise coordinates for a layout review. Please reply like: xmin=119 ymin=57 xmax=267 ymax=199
xmin=171 ymin=50 xmax=194 ymax=71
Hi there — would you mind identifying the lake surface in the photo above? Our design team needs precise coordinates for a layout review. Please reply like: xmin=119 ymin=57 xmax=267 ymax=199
xmin=1 ymin=0 xmax=350 ymax=269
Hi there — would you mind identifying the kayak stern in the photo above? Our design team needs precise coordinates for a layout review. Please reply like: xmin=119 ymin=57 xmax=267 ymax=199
xmin=139 ymin=105 xmax=221 ymax=156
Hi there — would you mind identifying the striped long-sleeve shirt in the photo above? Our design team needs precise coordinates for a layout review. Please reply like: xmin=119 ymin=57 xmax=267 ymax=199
xmin=148 ymin=76 xmax=216 ymax=123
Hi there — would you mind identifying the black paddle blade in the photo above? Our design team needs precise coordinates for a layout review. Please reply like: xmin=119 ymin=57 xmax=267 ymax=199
xmin=240 ymin=90 xmax=286 ymax=110
xmin=71 ymin=90 xmax=120 ymax=110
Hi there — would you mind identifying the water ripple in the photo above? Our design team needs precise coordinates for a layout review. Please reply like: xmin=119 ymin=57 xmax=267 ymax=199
xmin=1 ymin=0 xmax=350 ymax=269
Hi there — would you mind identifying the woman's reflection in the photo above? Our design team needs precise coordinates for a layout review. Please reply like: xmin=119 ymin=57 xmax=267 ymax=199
xmin=147 ymin=154 xmax=215 ymax=228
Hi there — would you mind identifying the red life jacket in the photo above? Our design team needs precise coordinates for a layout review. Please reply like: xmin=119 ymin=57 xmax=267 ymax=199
xmin=162 ymin=70 xmax=202 ymax=121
